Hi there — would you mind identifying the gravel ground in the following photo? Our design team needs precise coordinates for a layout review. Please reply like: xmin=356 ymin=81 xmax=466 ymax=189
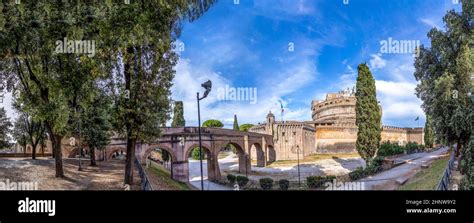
xmin=207 ymin=154 xmax=365 ymax=182
xmin=0 ymin=157 xmax=140 ymax=190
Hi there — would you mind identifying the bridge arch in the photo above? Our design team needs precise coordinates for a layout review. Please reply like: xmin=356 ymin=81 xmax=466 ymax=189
xmin=267 ymin=145 xmax=276 ymax=163
xmin=144 ymin=144 xmax=177 ymax=163
xmin=107 ymin=146 xmax=127 ymax=160
xmin=184 ymin=144 xmax=221 ymax=182
xmin=250 ymin=142 xmax=265 ymax=167
xmin=68 ymin=147 xmax=82 ymax=158
xmin=215 ymin=141 xmax=248 ymax=174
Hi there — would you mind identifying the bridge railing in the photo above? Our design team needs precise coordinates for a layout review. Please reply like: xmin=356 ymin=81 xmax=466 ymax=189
xmin=134 ymin=156 xmax=154 ymax=191
xmin=437 ymin=149 xmax=456 ymax=191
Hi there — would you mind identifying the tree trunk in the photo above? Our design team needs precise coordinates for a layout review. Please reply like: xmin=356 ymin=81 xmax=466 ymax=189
xmin=123 ymin=46 xmax=135 ymax=185
xmin=90 ymin=147 xmax=97 ymax=166
xmin=31 ymin=140 xmax=39 ymax=160
xmin=124 ymin=136 xmax=136 ymax=185
xmin=52 ymin=134 xmax=64 ymax=177
xmin=456 ymin=140 xmax=462 ymax=157
xmin=32 ymin=145 xmax=36 ymax=160
xmin=46 ymin=122 xmax=64 ymax=178
xmin=22 ymin=140 xmax=27 ymax=155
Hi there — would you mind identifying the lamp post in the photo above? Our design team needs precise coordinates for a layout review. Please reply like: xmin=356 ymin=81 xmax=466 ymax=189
xmin=297 ymin=145 xmax=301 ymax=187
xmin=75 ymin=106 xmax=83 ymax=171
xmin=245 ymin=154 xmax=248 ymax=177
xmin=197 ymin=80 xmax=212 ymax=191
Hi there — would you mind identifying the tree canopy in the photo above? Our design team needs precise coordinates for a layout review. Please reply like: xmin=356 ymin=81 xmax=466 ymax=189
xmin=414 ymin=1 xmax=473 ymax=189
xmin=203 ymin=119 xmax=224 ymax=128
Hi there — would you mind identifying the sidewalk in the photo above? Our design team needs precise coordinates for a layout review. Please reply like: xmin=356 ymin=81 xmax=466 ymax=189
xmin=357 ymin=147 xmax=449 ymax=190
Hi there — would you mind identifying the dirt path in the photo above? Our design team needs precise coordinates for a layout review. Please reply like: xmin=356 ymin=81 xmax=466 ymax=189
xmin=0 ymin=157 xmax=140 ymax=190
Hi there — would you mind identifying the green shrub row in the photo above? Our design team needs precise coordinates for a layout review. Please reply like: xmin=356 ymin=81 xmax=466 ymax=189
xmin=226 ymin=174 xmax=249 ymax=187
xmin=378 ymin=141 xmax=424 ymax=156
xmin=258 ymin=178 xmax=290 ymax=190
xmin=228 ymin=174 xmax=291 ymax=190
xmin=349 ymin=156 xmax=385 ymax=181
xmin=306 ymin=175 xmax=336 ymax=189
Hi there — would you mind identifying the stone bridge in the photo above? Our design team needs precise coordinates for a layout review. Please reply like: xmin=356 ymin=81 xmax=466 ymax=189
xmin=101 ymin=127 xmax=275 ymax=183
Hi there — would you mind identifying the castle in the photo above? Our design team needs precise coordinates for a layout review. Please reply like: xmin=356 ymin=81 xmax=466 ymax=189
xmin=250 ymin=88 xmax=424 ymax=160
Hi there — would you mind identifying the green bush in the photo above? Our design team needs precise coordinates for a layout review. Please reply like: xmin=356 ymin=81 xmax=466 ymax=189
xmin=350 ymin=157 xmax=385 ymax=181
xmin=259 ymin=178 xmax=274 ymax=190
xmin=227 ymin=174 xmax=236 ymax=184
xmin=236 ymin=176 xmax=249 ymax=187
xmin=405 ymin=142 xmax=420 ymax=154
xmin=378 ymin=141 xmax=404 ymax=156
xmin=306 ymin=176 xmax=336 ymax=189
xmin=191 ymin=148 xmax=208 ymax=160
xmin=371 ymin=156 xmax=385 ymax=169
xmin=349 ymin=167 xmax=367 ymax=181
xmin=278 ymin=179 xmax=289 ymax=191
xmin=365 ymin=163 xmax=382 ymax=175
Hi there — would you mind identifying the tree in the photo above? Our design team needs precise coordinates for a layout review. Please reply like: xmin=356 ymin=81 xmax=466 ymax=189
xmin=414 ymin=0 xmax=473 ymax=187
xmin=100 ymin=1 xmax=217 ymax=185
xmin=0 ymin=1 xmax=217 ymax=182
xmin=0 ymin=2 xmax=102 ymax=177
xmin=202 ymin=119 xmax=224 ymax=128
xmin=191 ymin=147 xmax=206 ymax=160
xmin=80 ymin=91 xmax=112 ymax=166
xmin=424 ymin=115 xmax=435 ymax=149
xmin=239 ymin=124 xmax=254 ymax=132
xmin=0 ymin=107 xmax=12 ymax=149
xmin=355 ymin=63 xmax=382 ymax=163
xmin=171 ymin=101 xmax=185 ymax=127
xmin=12 ymin=118 xmax=28 ymax=154
xmin=11 ymin=111 xmax=46 ymax=159
xmin=233 ymin=114 xmax=239 ymax=130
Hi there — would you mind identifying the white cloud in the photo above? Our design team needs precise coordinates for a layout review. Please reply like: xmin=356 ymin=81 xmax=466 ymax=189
xmin=376 ymin=80 xmax=424 ymax=125
xmin=419 ymin=18 xmax=442 ymax=30
xmin=369 ymin=54 xmax=387 ymax=70
xmin=172 ymin=57 xmax=317 ymax=127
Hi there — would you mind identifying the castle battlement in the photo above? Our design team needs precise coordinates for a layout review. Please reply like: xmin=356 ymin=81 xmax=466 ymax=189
xmin=250 ymin=87 xmax=424 ymax=159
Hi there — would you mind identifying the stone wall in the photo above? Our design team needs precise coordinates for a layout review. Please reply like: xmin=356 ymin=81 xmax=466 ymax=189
xmin=250 ymin=112 xmax=316 ymax=161
xmin=315 ymin=126 xmax=358 ymax=154
xmin=315 ymin=126 xmax=425 ymax=154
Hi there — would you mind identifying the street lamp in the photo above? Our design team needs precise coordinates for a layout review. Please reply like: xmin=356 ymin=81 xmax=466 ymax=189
xmin=78 ymin=108 xmax=82 ymax=171
xmin=293 ymin=131 xmax=301 ymax=187
xmin=296 ymin=145 xmax=301 ymax=187
xmin=197 ymin=80 xmax=212 ymax=191
xmin=75 ymin=107 xmax=83 ymax=171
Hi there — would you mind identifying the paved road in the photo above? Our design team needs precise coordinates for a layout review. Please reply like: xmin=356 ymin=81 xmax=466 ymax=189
xmin=357 ymin=147 xmax=449 ymax=190
xmin=188 ymin=159 xmax=232 ymax=190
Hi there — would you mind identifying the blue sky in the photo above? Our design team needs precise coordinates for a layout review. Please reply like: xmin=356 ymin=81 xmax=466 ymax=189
xmin=170 ymin=0 xmax=462 ymax=128
xmin=0 ymin=0 xmax=463 ymax=128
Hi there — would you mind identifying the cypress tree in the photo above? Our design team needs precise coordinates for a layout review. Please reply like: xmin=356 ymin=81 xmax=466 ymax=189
xmin=171 ymin=101 xmax=186 ymax=127
xmin=233 ymin=114 xmax=239 ymax=131
xmin=424 ymin=115 xmax=435 ymax=149
xmin=355 ymin=63 xmax=382 ymax=163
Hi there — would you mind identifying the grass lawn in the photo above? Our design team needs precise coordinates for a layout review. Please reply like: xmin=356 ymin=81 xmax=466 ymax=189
xmin=267 ymin=153 xmax=361 ymax=167
xmin=147 ymin=162 xmax=192 ymax=190
xmin=398 ymin=156 xmax=449 ymax=190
